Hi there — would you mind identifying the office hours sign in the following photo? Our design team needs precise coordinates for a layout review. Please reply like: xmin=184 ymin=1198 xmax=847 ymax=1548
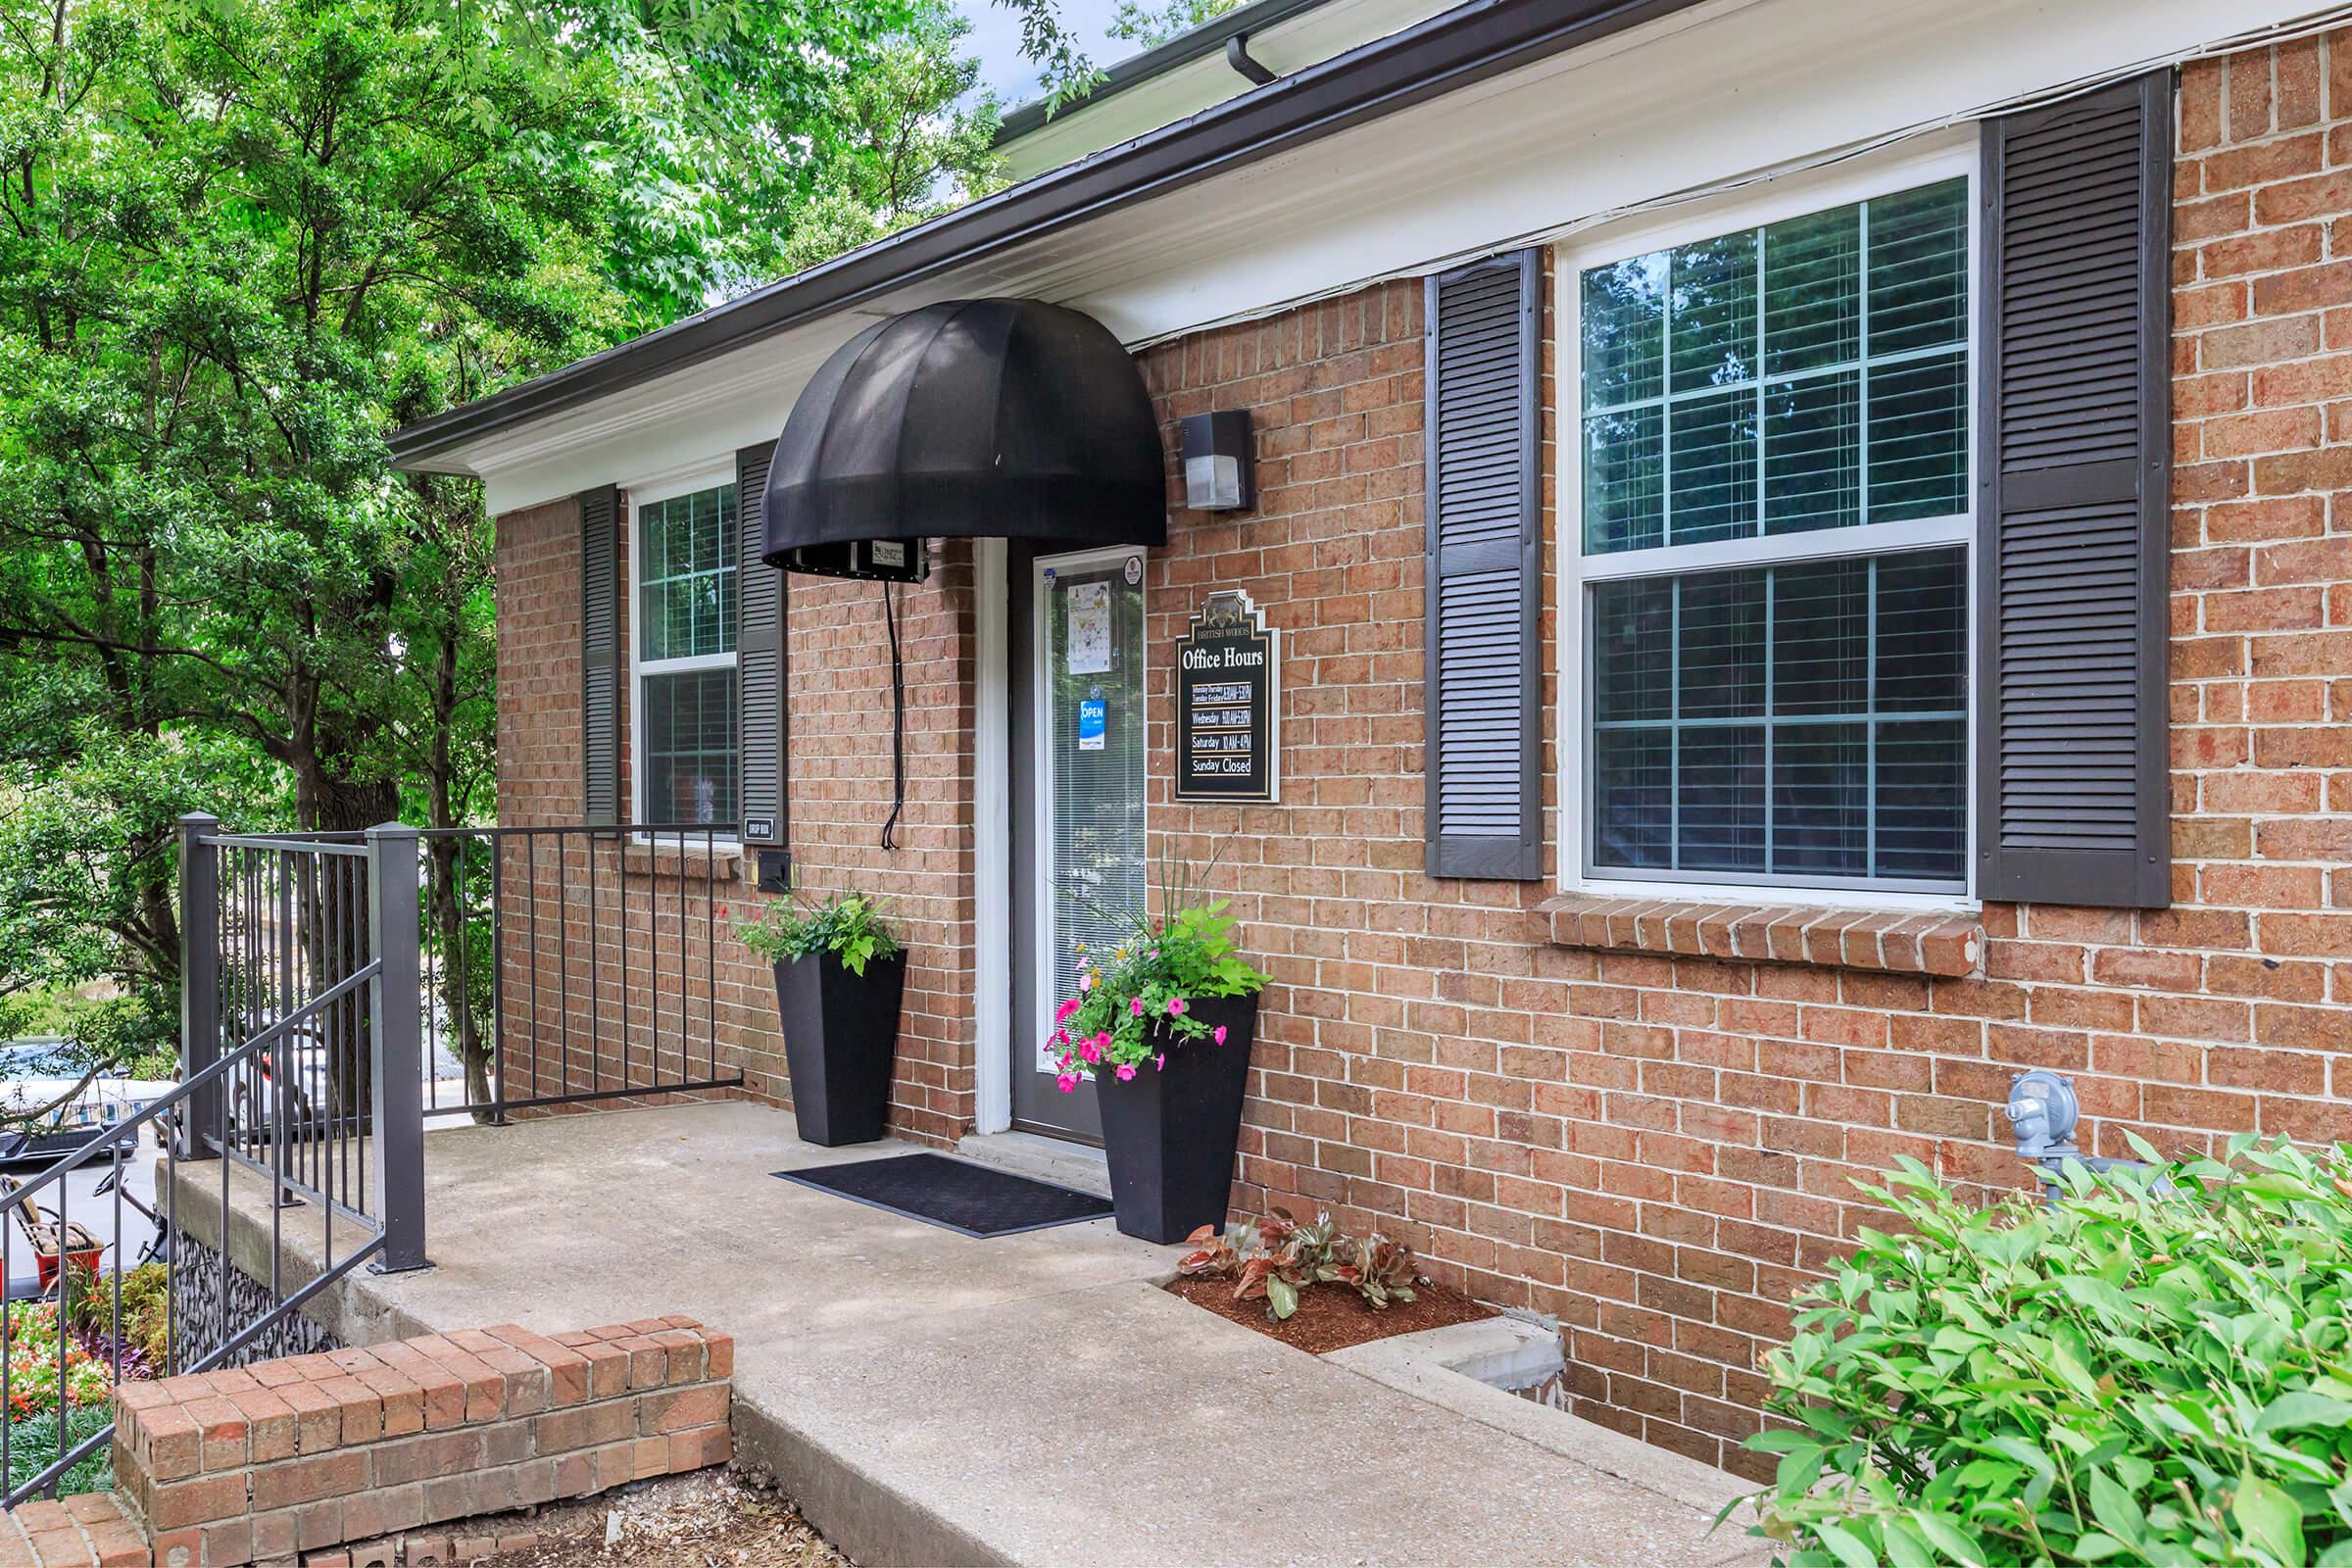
xmin=1174 ymin=590 xmax=1281 ymax=803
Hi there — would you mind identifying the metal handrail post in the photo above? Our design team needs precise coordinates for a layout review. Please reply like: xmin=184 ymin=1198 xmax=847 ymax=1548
xmin=365 ymin=822 xmax=431 ymax=1273
xmin=177 ymin=812 xmax=223 ymax=1160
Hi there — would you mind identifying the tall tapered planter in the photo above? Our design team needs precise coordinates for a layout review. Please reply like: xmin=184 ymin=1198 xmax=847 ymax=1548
xmin=1093 ymin=994 xmax=1258 ymax=1244
xmin=771 ymin=952 xmax=906 ymax=1147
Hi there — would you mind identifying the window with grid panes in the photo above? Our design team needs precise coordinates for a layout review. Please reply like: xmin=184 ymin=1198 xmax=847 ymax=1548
xmin=1575 ymin=175 xmax=1970 ymax=894
xmin=636 ymin=483 xmax=739 ymax=828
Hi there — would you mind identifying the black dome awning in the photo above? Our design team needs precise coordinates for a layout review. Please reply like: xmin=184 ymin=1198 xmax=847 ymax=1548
xmin=761 ymin=298 xmax=1167 ymax=566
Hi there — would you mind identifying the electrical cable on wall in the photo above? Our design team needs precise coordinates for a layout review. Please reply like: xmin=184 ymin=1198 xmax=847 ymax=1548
xmin=882 ymin=579 xmax=906 ymax=851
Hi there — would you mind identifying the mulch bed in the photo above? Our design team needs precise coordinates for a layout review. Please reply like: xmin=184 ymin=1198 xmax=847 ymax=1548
xmin=477 ymin=1467 xmax=845 ymax=1567
xmin=1166 ymin=1273 xmax=1493 ymax=1353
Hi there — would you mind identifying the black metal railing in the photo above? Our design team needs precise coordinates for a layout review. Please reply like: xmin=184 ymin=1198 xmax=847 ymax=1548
xmin=0 ymin=820 xmax=423 ymax=1505
xmin=0 ymin=814 xmax=742 ymax=1506
xmin=413 ymin=822 xmax=746 ymax=1117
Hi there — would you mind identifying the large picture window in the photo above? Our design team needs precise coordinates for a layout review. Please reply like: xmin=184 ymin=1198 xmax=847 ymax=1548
xmin=634 ymin=481 xmax=739 ymax=828
xmin=1570 ymin=168 xmax=1971 ymax=896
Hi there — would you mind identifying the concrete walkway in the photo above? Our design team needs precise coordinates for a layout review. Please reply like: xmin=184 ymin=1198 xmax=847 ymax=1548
xmin=203 ymin=1102 xmax=1770 ymax=1568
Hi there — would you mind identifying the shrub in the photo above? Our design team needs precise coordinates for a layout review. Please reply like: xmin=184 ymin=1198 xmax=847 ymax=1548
xmin=1749 ymin=1138 xmax=2352 ymax=1568
xmin=64 ymin=1260 xmax=169 ymax=1375
xmin=737 ymin=888 xmax=901 ymax=977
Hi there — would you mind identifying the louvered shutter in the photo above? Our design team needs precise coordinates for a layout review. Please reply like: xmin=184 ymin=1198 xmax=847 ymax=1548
xmin=736 ymin=443 xmax=789 ymax=858
xmin=1424 ymin=250 xmax=1543 ymax=880
xmin=578 ymin=484 xmax=621 ymax=827
xmin=1977 ymin=72 xmax=2173 ymax=908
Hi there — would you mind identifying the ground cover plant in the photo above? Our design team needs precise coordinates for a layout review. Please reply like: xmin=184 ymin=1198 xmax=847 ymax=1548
xmin=1179 ymin=1207 xmax=1421 ymax=1321
xmin=1749 ymin=1137 xmax=2352 ymax=1567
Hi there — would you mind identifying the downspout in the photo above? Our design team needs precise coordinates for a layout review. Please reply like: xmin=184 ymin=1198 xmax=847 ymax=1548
xmin=1225 ymin=32 xmax=1278 ymax=86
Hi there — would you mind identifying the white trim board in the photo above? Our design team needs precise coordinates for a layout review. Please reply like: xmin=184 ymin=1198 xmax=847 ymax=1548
xmin=974 ymin=538 xmax=1012 ymax=1136
xmin=465 ymin=0 xmax=2322 ymax=516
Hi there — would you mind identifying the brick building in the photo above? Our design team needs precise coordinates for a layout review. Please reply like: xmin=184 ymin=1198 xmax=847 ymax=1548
xmin=394 ymin=0 xmax=2352 ymax=1473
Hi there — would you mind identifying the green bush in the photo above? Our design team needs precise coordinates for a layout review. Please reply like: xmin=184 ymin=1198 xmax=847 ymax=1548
xmin=1750 ymin=1138 xmax=2352 ymax=1568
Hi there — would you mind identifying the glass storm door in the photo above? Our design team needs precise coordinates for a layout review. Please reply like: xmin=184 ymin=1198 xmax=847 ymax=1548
xmin=1010 ymin=548 xmax=1147 ymax=1142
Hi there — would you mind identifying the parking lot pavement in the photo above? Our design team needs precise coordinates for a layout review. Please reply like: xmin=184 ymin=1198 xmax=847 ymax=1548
xmin=3 ymin=1137 xmax=164 ymax=1301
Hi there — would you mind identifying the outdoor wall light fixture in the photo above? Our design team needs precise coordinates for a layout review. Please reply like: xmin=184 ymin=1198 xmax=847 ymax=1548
xmin=1181 ymin=409 xmax=1256 ymax=512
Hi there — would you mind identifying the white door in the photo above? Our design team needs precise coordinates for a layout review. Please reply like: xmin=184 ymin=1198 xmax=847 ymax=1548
xmin=1009 ymin=547 xmax=1148 ymax=1141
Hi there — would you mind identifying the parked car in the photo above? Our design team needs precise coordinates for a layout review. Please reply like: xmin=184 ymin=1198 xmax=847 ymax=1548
xmin=0 ymin=1039 xmax=170 ymax=1155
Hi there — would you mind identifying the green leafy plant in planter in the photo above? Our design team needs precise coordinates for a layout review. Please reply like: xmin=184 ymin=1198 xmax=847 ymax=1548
xmin=1747 ymin=1137 xmax=2352 ymax=1568
xmin=739 ymin=885 xmax=906 ymax=1147
xmin=738 ymin=889 xmax=902 ymax=977
xmin=1179 ymin=1207 xmax=1422 ymax=1321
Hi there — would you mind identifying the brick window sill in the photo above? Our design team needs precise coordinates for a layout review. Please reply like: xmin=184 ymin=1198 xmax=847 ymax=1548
xmin=620 ymin=840 xmax=745 ymax=883
xmin=1535 ymin=893 xmax=1983 ymax=977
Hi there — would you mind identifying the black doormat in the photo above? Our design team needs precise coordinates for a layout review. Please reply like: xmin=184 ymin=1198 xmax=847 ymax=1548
xmin=772 ymin=1152 xmax=1113 ymax=1238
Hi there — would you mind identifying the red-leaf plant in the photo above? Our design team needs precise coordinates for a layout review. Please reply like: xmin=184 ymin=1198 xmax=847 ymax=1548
xmin=1178 ymin=1206 xmax=1424 ymax=1322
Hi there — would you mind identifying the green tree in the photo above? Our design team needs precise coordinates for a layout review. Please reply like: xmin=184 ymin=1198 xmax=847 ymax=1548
xmin=0 ymin=0 xmax=1070 ymax=1086
xmin=1107 ymin=0 xmax=1242 ymax=49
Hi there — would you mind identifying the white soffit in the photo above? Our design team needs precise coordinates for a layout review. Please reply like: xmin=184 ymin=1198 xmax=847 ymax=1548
xmin=473 ymin=0 xmax=2328 ymax=515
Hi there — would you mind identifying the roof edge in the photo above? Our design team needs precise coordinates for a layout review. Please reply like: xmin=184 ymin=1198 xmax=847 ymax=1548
xmin=390 ymin=0 xmax=1710 ymax=471
xmin=991 ymin=0 xmax=1338 ymax=148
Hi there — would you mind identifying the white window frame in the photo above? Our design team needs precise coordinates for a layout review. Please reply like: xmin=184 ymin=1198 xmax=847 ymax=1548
xmin=626 ymin=465 xmax=741 ymax=842
xmin=1555 ymin=135 xmax=1980 ymax=912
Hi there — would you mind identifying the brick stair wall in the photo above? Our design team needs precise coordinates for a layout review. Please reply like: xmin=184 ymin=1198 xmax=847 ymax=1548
xmin=85 ymin=1316 xmax=733 ymax=1568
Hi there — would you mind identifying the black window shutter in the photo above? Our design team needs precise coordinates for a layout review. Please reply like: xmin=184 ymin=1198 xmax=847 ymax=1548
xmin=578 ymin=484 xmax=621 ymax=827
xmin=736 ymin=442 xmax=788 ymax=855
xmin=1977 ymin=71 xmax=2173 ymax=908
xmin=1425 ymin=249 xmax=1544 ymax=880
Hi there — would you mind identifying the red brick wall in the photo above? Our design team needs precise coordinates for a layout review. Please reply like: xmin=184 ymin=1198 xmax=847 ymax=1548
xmin=773 ymin=562 xmax=979 ymax=1142
xmin=492 ymin=496 xmax=977 ymax=1140
xmin=488 ymin=30 xmax=2352 ymax=1480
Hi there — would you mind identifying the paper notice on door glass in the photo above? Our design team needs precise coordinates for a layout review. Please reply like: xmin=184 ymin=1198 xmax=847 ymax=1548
xmin=1065 ymin=579 xmax=1111 ymax=674
xmin=1077 ymin=698 xmax=1106 ymax=752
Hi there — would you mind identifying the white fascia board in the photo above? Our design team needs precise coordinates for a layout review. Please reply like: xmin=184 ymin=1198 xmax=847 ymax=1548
xmin=467 ymin=0 xmax=2315 ymax=518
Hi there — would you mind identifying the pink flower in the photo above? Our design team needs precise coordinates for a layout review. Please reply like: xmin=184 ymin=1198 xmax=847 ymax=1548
xmin=1129 ymin=997 xmax=1145 ymax=1017
xmin=1211 ymin=1025 xmax=1228 ymax=1045
xmin=1114 ymin=1063 xmax=1137 ymax=1081
xmin=1051 ymin=1028 xmax=1069 ymax=1047
xmin=1166 ymin=997 xmax=1187 ymax=1016
xmin=1054 ymin=998 xmax=1080 ymax=1023
xmin=1078 ymin=1040 xmax=1102 ymax=1065
xmin=1079 ymin=972 xmax=1093 ymax=991
xmin=1093 ymin=1031 xmax=1111 ymax=1050
xmin=1055 ymin=1073 xmax=1079 ymax=1094
xmin=1154 ymin=1053 xmax=1166 ymax=1071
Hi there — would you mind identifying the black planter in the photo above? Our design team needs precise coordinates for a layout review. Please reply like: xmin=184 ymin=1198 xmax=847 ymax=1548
xmin=1093 ymin=993 xmax=1258 ymax=1244
xmin=771 ymin=952 xmax=906 ymax=1147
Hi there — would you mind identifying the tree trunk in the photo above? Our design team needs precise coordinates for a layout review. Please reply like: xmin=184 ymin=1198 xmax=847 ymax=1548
xmin=300 ymin=768 xmax=399 ymax=1134
xmin=425 ymin=834 xmax=497 ymax=1121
